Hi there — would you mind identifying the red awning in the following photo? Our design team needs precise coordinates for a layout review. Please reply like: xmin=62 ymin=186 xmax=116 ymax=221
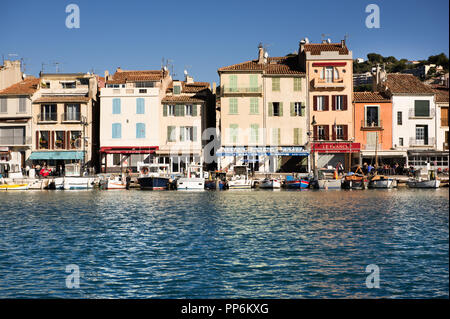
xmin=311 ymin=142 xmax=360 ymax=153
xmin=100 ymin=146 xmax=158 ymax=154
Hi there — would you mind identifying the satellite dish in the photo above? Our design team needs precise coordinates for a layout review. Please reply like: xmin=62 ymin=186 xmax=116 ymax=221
xmin=163 ymin=66 xmax=168 ymax=71
xmin=304 ymin=37 xmax=310 ymax=43
xmin=184 ymin=69 xmax=188 ymax=75
xmin=264 ymin=52 xmax=269 ymax=58
xmin=327 ymin=38 xmax=331 ymax=43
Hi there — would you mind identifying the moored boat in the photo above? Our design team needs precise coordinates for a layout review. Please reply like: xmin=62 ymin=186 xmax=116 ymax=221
xmin=63 ymin=177 xmax=96 ymax=190
xmin=137 ymin=163 xmax=171 ymax=190
xmin=285 ymin=176 xmax=309 ymax=189
xmin=176 ymin=164 xmax=205 ymax=190
xmin=407 ymin=179 xmax=440 ymax=188
xmin=259 ymin=178 xmax=281 ymax=189
xmin=227 ymin=165 xmax=252 ymax=189
xmin=368 ymin=175 xmax=397 ymax=189
xmin=342 ymin=166 xmax=368 ymax=190
xmin=100 ymin=175 xmax=127 ymax=190
xmin=0 ymin=183 xmax=29 ymax=190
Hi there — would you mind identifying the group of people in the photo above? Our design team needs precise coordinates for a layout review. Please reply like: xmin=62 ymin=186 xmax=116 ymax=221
xmin=361 ymin=162 xmax=409 ymax=176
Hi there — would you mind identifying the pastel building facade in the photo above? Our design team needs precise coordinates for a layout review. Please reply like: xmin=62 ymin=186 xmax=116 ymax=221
xmin=0 ymin=60 xmax=22 ymax=90
xmin=217 ymin=45 xmax=309 ymax=173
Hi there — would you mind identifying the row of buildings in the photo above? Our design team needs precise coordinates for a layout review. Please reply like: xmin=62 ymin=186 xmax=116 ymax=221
xmin=0 ymin=38 xmax=448 ymax=176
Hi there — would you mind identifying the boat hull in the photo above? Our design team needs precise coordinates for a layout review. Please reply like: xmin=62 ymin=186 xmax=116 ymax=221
xmin=317 ymin=179 xmax=342 ymax=189
xmin=228 ymin=180 xmax=252 ymax=189
xmin=369 ymin=179 xmax=397 ymax=189
xmin=138 ymin=176 xmax=169 ymax=190
xmin=407 ymin=180 xmax=440 ymax=188
xmin=176 ymin=178 xmax=205 ymax=190
xmin=342 ymin=179 xmax=368 ymax=190
xmin=63 ymin=177 xmax=95 ymax=190
xmin=259 ymin=180 xmax=281 ymax=189
xmin=0 ymin=184 xmax=29 ymax=190
xmin=204 ymin=180 xmax=227 ymax=190
xmin=286 ymin=179 xmax=309 ymax=189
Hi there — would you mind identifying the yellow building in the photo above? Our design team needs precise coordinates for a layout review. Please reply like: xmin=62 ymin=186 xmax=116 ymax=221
xmin=217 ymin=44 xmax=309 ymax=173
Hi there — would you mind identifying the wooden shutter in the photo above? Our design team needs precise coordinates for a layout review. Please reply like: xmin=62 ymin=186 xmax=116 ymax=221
xmin=313 ymin=96 xmax=317 ymax=111
xmin=193 ymin=126 xmax=197 ymax=142
xmin=343 ymin=95 xmax=348 ymax=110
xmin=324 ymin=125 xmax=330 ymax=140
xmin=180 ymin=126 xmax=185 ymax=141
xmin=268 ymin=102 xmax=273 ymax=116
xmin=62 ymin=131 xmax=66 ymax=150
xmin=331 ymin=95 xmax=336 ymax=111
xmin=180 ymin=104 xmax=185 ymax=116
xmin=313 ymin=125 xmax=318 ymax=140
xmin=324 ymin=96 xmax=329 ymax=111
xmin=163 ymin=104 xmax=167 ymax=116
xmin=192 ymin=104 xmax=197 ymax=117
xmin=343 ymin=125 xmax=348 ymax=140
xmin=301 ymin=102 xmax=306 ymax=116
xmin=279 ymin=102 xmax=283 ymax=116
xmin=290 ymin=102 xmax=295 ymax=116
xmin=50 ymin=131 xmax=54 ymax=149
xmin=332 ymin=125 xmax=336 ymax=140
xmin=67 ymin=131 xmax=71 ymax=149
xmin=36 ymin=131 xmax=39 ymax=149
xmin=294 ymin=128 xmax=299 ymax=145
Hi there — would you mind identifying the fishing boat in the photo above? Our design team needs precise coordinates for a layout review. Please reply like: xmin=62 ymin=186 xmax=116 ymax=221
xmin=227 ymin=165 xmax=252 ymax=189
xmin=137 ymin=163 xmax=171 ymax=190
xmin=316 ymin=179 xmax=342 ymax=189
xmin=259 ymin=178 xmax=281 ymax=189
xmin=204 ymin=171 xmax=228 ymax=190
xmin=61 ymin=164 xmax=96 ymax=190
xmin=176 ymin=164 xmax=205 ymax=190
xmin=341 ymin=166 xmax=368 ymax=190
xmin=46 ymin=177 xmax=64 ymax=190
xmin=407 ymin=168 xmax=440 ymax=188
xmin=0 ymin=183 xmax=29 ymax=190
xmin=99 ymin=174 xmax=127 ymax=190
xmin=28 ymin=179 xmax=49 ymax=190
xmin=368 ymin=175 xmax=397 ymax=189
xmin=284 ymin=176 xmax=309 ymax=189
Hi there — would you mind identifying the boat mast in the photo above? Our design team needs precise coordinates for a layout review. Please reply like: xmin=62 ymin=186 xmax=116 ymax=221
xmin=374 ymin=131 xmax=379 ymax=174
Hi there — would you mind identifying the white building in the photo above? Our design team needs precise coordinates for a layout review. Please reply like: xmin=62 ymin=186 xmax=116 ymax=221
xmin=99 ymin=68 xmax=171 ymax=172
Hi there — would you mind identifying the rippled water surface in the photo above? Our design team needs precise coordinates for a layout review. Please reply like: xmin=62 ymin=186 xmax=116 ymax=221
xmin=0 ymin=188 xmax=448 ymax=298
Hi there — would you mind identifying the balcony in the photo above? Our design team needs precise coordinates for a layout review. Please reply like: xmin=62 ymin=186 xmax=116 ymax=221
xmin=220 ymin=85 xmax=262 ymax=96
xmin=313 ymin=78 xmax=345 ymax=89
xmin=361 ymin=120 xmax=383 ymax=130
xmin=408 ymin=108 xmax=435 ymax=119
xmin=0 ymin=136 xmax=32 ymax=146
xmin=61 ymin=113 xmax=85 ymax=123
xmin=37 ymin=113 xmax=58 ymax=123
xmin=409 ymin=137 xmax=435 ymax=147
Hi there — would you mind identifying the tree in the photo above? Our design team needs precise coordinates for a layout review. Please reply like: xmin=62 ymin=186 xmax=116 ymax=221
xmin=428 ymin=53 xmax=449 ymax=71
xmin=367 ymin=53 xmax=383 ymax=64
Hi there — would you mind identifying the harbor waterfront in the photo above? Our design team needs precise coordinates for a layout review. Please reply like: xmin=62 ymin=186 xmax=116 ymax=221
xmin=0 ymin=188 xmax=448 ymax=298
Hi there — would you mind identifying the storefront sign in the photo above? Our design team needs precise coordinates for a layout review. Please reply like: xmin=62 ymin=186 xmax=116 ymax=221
xmin=311 ymin=142 xmax=360 ymax=153
xmin=217 ymin=146 xmax=308 ymax=157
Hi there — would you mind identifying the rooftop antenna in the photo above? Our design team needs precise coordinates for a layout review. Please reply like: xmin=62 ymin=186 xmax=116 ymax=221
xmin=167 ymin=59 xmax=175 ymax=79
xmin=321 ymin=34 xmax=330 ymax=42
xmin=344 ymin=33 xmax=349 ymax=43
xmin=41 ymin=62 xmax=48 ymax=73
xmin=52 ymin=61 xmax=64 ymax=73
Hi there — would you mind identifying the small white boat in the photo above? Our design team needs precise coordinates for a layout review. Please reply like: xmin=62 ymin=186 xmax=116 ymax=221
xmin=28 ymin=179 xmax=49 ymax=190
xmin=100 ymin=175 xmax=127 ymax=190
xmin=317 ymin=179 xmax=342 ymax=189
xmin=176 ymin=164 xmax=205 ymax=190
xmin=228 ymin=165 xmax=252 ymax=189
xmin=368 ymin=175 xmax=397 ymax=189
xmin=63 ymin=177 xmax=96 ymax=190
xmin=0 ymin=183 xmax=29 ymax=190
xmin=407 ymin=179 xmax=440 ymax=189
xmin=259 ymin=178 xmax=281 ymax=189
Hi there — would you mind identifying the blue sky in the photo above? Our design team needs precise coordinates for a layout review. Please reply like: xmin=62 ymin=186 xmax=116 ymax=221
xmin=1 ymin=0 xmax=448 ymax=84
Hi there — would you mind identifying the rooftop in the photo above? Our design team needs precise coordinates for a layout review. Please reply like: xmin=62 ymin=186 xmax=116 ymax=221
xmin=303 ymin=42 xmax=349 ymax=55
xmin=0 ymin=77 xmax=39 ymax=96
xmin=353 ymin=91 xmax=391 ymax=103
xmin=106 ymin=69 xmax=165 ymax=84
xmin=218 ymin=56 xmax=305 ymax=75
xmin=385 ymin=73 xmax=435 ymax=94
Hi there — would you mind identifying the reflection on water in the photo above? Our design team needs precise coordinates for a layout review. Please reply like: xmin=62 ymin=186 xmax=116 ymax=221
xmin=0 ymin=189 xmax=448 ymax=298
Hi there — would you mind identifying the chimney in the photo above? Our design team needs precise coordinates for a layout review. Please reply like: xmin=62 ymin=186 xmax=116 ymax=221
xmin=116 ymin=67 xmax=122 ymax=72
xmin=340 ymin=39 xmax=345 ymax=48
xmin=185 ymin=75 xmax=194 ymax=84
xmin=212 ymin=82 xmax=216 ymax=95
xmin=299 ymin=39 xmax=306 ymax=54
xmin=104 ymin=70 xmax=109 ymax=80
xmin=257 ymin=43 xmax=265 ymax=64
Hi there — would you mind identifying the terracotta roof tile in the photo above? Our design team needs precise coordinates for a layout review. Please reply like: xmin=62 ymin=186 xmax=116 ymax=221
xmin=34 ymin=96 xmax=90 ymax=103
xmin=167 ymin=81 xmax=210 ymax=93
xmin=106 ymin=70 xmax=163 ymax=84
xmin=353 ymin=91 xmax=390 ymax=103
xmin=162 ymin=96 xmax=205 ymax=103
xmin=218 ymin=56 xmax=305 ymax=75
xmin=385 ymin=74 xmax=435 ymax=94
xmin=0 ymin=77 xmax=39 ymax=96
xmin=432 ymin=87 xmax=449 ymax=103
xmin=304 ymin=43 xmax=349 ymax=55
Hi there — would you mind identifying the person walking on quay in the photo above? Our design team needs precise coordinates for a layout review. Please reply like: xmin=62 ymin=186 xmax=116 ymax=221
xmin=125 ymin=169 xmax=132 ymax=190
xmin=337 ymin=162 xmax=344 ymax=176
xmin=367 ymin=163 xmax=374 ymax=175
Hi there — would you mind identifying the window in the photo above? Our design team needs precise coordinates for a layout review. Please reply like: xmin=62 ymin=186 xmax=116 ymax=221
xmin=249 ymin=75 xmax=258 ymax=92
xmin=18 ymin=98 xmax=26 ymax=113
xmin=185 ymin=104 xmax=193 ymax=116
xmin=173 ymin=85 xmax=181 ymax=94
xmin=113 ymin=154 xmax=121 ymax=166
xmin=61 ymin=82 xmax=76 ymax=89
xmin=293 ymin=128 xmax=302 ymax=145
xmin=318 ymin=126 xmax=325 ymax=140
xmin=229 ymin=98 xmax=238 ymax=114
xmin=325 ymin=67 xmax=334 ymax=82
xmin=250 ymin=124 xmax=259 ymax=143
xmin=70 ymin=131 xmax=82 ymax=149
xmin=65 ymin=104 xmax=80 ymax=121
xmin=112 ymin=98 xmax=121 ymax=114
xmin=229 ymin=124 xmax=238 ymax=143
xmin=136 ymin=123 xmax=145 ymax=139
xmin=399 ymin=137 xmax=403 ymax=146
xmin=107 ymin=84 xmax=119 ymax=88
xmin=272 ymin=128 xmax=281 ymax=145
xmin=180 ymin=126 xmax=196 ymax=142
xmin=136 ymin=98 xmax=145 ymax=114
xmin=112 ymin=123 xmax=121 ymax=139
xmin=293 ymin=102 xmax=304 ymax=116
xmin=39 ymin=131 xmax=50 ymax=149
xmin=55 ymin=131 xmax=65 ymax=149
xmin=293 ymin=78 xmax=302 ymax=91
xmin=272 ymin=77 xmax=280 ymax=91
xmin=229 ymin=75 xmax=237 ymax=92
xmin=336 ymin=125 xmax=344 ymax=140
xmin=317 ymin=96 xmax=325 ymax=111
xmin=135 ymin=82 xmax=155 ymax=88
xmin=416 ymin=125 xmax=428 ymax=145
xmin=365 ymin=106 xmax=379 ymax=127
xmin=397 ymin=111 xmax=402 ymax=125
xmin=272 ymin=102 xmax=282 ymax=116
xmin=167 ymin=126 xmax=176 ymax=142
xmin=250 ymin=98 xmax=259 ymax=114
xmin=414 ymin=100 xmax=430 ymax=117
xmin=41 ymin=104 xmax=57 ymax=121
xmin=139 ymin=89 xmax=147 ymax=94
xmin=335 ymin=96 xmax=344 ymax=111
xmin=0 ymin=98 xmax=6 ymax=113
xmin=168 ymin=105 xmax=175 ymax=116
xmin=0 ymin=127 xmax=25 ymax=145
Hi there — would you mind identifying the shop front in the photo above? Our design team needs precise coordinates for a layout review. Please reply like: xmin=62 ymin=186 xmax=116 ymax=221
xmin=407 ymin=150 xmax=449 ymax=171
xmin=311 ymin=142 xmax=360 ymax=172
xmin=100 ymin=146 xmax=158 ymax=173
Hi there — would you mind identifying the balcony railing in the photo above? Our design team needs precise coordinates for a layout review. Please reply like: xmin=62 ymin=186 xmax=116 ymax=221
xmin=313 ymin=78 xmax=345 ymax=88
xmin=221 ymin=85 xmax=262 ymax=95
xmin=409 ymin=137 xmax=435 ymax=147
xmin=361 ymin=120 xmax=383 ymax=129
xmin=441 ymin=117 xmax=448 ymax=127
xmin=0 ymin=136 xmax=32 ymax=145
xmin=408 ymin=108 xmax=435 ymax=118
xmin=61 ymin=112 xmax=83 ymax=122
xmin=37 ymin=113 xmax=57 ymax=122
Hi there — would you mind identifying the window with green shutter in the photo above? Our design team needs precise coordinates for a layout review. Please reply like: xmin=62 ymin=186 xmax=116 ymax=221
xmin=229 ymin=124 xmax=238 ymax=143
xmin=192 ymin=126 xmax=197 ymax=142
xmin=173 ymin=85 xmax=181 ymax=94
xmin=249 ymin=75 xmax=258 ymax=92
xmin=229 ymin=75 xmax=238 ymax=92
xmin=293 ymin=128 xmax=300 ymax=145
xmin=272 ymin=128 xmax=280 ymax=145
xmin=192 ymin=104 xmax=197 ymax=116
xmin=167 ymin=126 xmax=176 ymax=142
xmin=414 ymin=100 xmax=430 ymax=117
xmin=250 ymin=98 xmax=259 ymax=114
xmin=136 ymin=98 xmax=145 ymax=114
xmin=294 ymin=78 xmax=302 ymax=91
xmin=272 ymin=77 xmax=280 ymax=91
xmin=250 ymin=124 xmax=259 ymax=143
xmin=179 ymin=126 xmax=185 ymax=141
xmin=229 ymin=98 xmax=238 ymax=114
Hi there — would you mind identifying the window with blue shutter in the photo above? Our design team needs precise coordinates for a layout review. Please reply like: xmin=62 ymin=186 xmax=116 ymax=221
xmin=113 ymin=98 xmax=121 ymax=114
xmin=112 ymin=123 xmax=121 ymax=139
xmin=136 ymin=123 xmax=145 ymax=138
xmin=136 ymin=98 xmax=145 ymax=114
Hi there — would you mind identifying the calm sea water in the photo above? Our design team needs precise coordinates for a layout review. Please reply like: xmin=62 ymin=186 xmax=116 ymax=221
xmin=0 ymin=188 xmax=448 ymax=298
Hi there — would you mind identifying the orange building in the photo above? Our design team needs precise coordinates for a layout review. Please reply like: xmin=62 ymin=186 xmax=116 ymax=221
xmin=354 ymin=92 xmax=403 ymax=166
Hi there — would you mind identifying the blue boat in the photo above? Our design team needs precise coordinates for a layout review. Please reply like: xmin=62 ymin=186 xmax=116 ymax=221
xmin=285 ymin=176 xmax=310 ymax=189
